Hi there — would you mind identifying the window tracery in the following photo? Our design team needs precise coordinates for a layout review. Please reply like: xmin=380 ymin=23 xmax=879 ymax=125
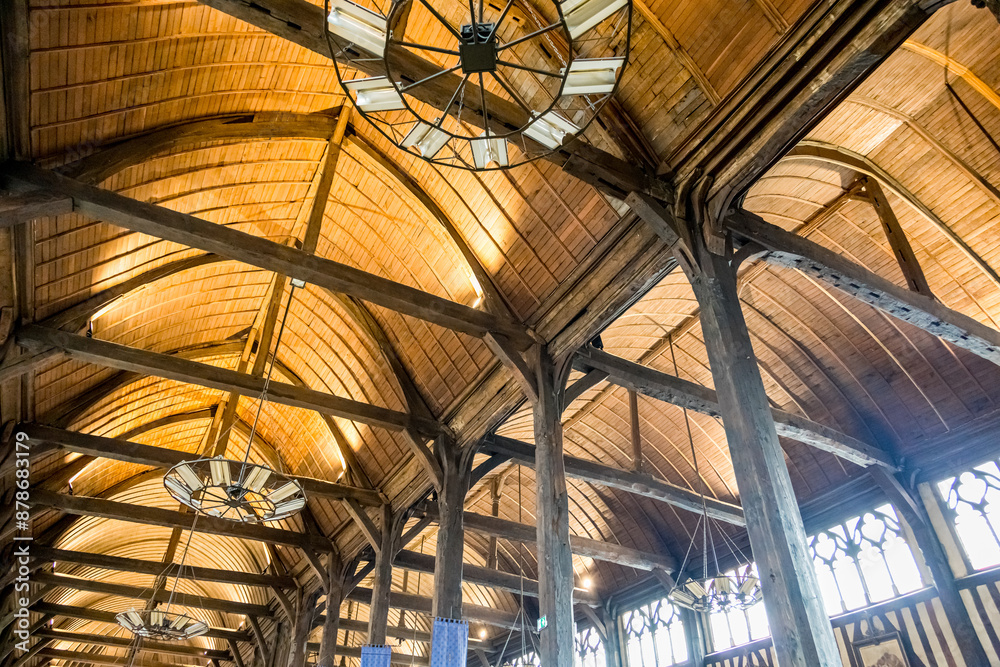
xmin=937 ymin=460 xmax=1000 ymax=571
xmin=575 ymin=625 xmax=606 ymax=667
xmin=621 ymin=597 xmax=687 ymax=666
xmin=807 ymin=503 xmax=923 ymax=615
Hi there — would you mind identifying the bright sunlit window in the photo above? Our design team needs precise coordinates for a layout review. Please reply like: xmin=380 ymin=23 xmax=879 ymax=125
xmin=808 ymin=503 xmax=924 ymax=615
xmin=575 ymin=625 xmax=606 ymax=667
xmin=707 ymin=564 xmax=770 ymax=650
xmin=938 ymin=460 xmax=1000 ymax=571
xmin=621 ymin=597 xmax=687 ymax=666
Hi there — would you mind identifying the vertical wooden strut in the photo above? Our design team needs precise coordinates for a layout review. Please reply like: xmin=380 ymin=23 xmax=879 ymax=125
xmin=367 ymin=505 xmax=397 ymax=645
xmin=668 ymin=206 xmax=840 ymax=665
xmin=288 ymin=588 xmax=320 ymax=667
xmin=318 ymin=553 xmax=344 ymax=667
xmin=532 ymin=347 xmax=575 ymax=667
xmin=628 ymin=389 xmax=643 ymax=473
xmin=432 ymin=434 xmax=474 ymax=620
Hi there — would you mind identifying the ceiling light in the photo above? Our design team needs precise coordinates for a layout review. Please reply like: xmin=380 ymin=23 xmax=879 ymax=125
xmin=163 ymin=284 xmax=307 ymax=525
xmin=401 ymin=122 xmax=450 ymax=158
xmin=116 ymin=609 xmax=208 ymax=641
xmin=344 ymin=77 xmax=405 ymax=112
xmin=164 ymin=457 xmax=306 ymax=524
xmin=327 ymin=0 xmax=388 ymax=54
xmin=471 ymin=135 xmax=509 ymax=169
xmin=325 ymin=0 xmax=631 ymax=170
xmin=562 ymin=58 xmax=625 ymax=95
xmin=523 ymin=112 xmax=579 ymax=150
xmin=561 ymin=0 xmax=627 ymax=39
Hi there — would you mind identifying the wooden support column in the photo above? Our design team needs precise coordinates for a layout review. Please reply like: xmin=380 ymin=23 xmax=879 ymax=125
xmin=367 ymin=505 xmax=397 ymax=645
xmin=680 ymin=608 xmax=707 ymax=667
xmin=653 ymin=197 xmax=839 ymax=665
xmin=318 ymin=553 xmax=344 ymax=667
xmin=288 ymin=589 xmax=320 ymax=667
xmin=874 ymin=470 xmax=989 ymax=666
xmin=431 ymin=435 xmax=474 ymax=620
xmin=532 ymin=347 xmax=575 ymax=667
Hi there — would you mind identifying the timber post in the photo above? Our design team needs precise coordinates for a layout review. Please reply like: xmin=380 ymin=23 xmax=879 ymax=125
xmin=431 ymin=434 xmax=475 ymax=620
xmin=288 ymin=588 xmax=320 ymax=667
xmin=651 ymin=190 xmax=841 ymax=667
xmin=531 ymin=345 xmax=575 ymax=667
xmin=318 ymin=552 xmax=345 ymax=667
xmin=367 ymin=505 xmax=399 ymax=645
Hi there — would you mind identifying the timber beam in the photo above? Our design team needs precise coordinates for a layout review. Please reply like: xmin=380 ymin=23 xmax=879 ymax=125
xmin=33 ymin=571 xmax=273 ymax=617
xmin=484 ymin=433 xmax=748 ymax=523
xmin=31 ymin=602 xmax=250 ymax=642
xmin=16 ymin=326 xmax=442 ymax=437
xmin=391 ymin=549 xmax=600 ymax=605
xmin=573 ymin=346 xmax=895 ymax=468
xmin=725 ymin=209 xmax=1000 ymax=367
xmin=1 ymin=163 xmax=532 ymax=348
xmin=343 ymin=586 xmax=520 ymax=630
xmin=19 ymin=423 xmax=385 ymax=506
xmin=29 ymin=489 xmax=335 ymax=553
xmin=33 ymin=545 xmax=295 ymax=588
xmin=34 ymin=628 xmax=232 ymax=661
xmin=418 ymin=503 xmax=675 ymax=572
xmin=36 ymin=648 xmax=214 ymax=667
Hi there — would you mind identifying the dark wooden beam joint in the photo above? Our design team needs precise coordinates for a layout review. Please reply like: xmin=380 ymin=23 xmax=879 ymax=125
xmin=431 ymin=434 xmax=476 ymax=620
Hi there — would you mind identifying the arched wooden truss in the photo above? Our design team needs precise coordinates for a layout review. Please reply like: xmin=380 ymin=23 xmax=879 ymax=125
xmin=2 ymin=2 xmax=1000 ymax=667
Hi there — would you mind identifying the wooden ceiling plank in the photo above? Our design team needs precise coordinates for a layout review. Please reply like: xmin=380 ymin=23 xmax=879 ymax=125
xmin=34 ymin=544 xmax=295 ymax=588
xmin=21 ymin=424 xmax=385 ymax=506
xmin=2 ymin=163 xmax=533 ymax=348
xmin=16 ymin=326 xmax=440 ymax=436
xmin=33 ymin=571 xmax=273 ymax=618
xmin=574 ymin=345 xmax=895 ymax=468
xmin=483 ymin=433 xmax=747 ymax=524
xmin=30 ymin=489 xmax=335 ymax=553
xmin=726 ymin=209 xmax=1000 ymax=367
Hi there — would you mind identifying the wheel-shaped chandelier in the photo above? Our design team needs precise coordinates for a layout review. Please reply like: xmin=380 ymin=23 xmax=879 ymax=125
xmin=115 ymin=609 xmax=209 ymax=641
xmin=668 ymin=565 xmax=763 ymax=613
xmin=325 ymin=0 xmax=631 ymax=169
xmin=163 ymin=283 xmax=306 ymax=524
xmin=164 ymin=457 xmax=307 ymax=523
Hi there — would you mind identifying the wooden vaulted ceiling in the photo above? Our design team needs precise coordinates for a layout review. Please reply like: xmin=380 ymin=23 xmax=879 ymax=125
xmin=4 ymin=0 xmax=1000 ymax=662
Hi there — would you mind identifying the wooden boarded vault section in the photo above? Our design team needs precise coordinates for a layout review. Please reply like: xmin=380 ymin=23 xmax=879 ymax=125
xmin=3 ymin=1 xmax=1000 ymax=667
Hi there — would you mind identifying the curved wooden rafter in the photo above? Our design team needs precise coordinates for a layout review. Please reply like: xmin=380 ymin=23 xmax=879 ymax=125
xmin=782 ymin=140 xmax=1000 ymax=290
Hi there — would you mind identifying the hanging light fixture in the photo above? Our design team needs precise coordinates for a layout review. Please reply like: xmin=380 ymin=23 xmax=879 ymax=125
xmin=115 ymin=608 xmax=209 ymax=641
xmin=116 ymin=514 xmax=211 ymax=640
xmin=324 ymin=0 xmax=631 ymax=170
xmin=164 ymin=284 xmax=306 ymax=524
xmin=662 ymin=335 xmax=764 ymax=614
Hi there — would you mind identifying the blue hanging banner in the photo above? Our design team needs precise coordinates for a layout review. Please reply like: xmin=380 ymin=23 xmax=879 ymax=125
xmin=431 ymin=617 xmax=469 ymax=667
xmin=360 ymin=644 xmax=392 ymax=667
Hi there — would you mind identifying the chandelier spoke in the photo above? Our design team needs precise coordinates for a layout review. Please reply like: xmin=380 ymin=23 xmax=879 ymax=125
xmin=494 ymin=22 xmax=560 ymax=51
xmin=400 ymin=63 xmax=463 ymax=92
